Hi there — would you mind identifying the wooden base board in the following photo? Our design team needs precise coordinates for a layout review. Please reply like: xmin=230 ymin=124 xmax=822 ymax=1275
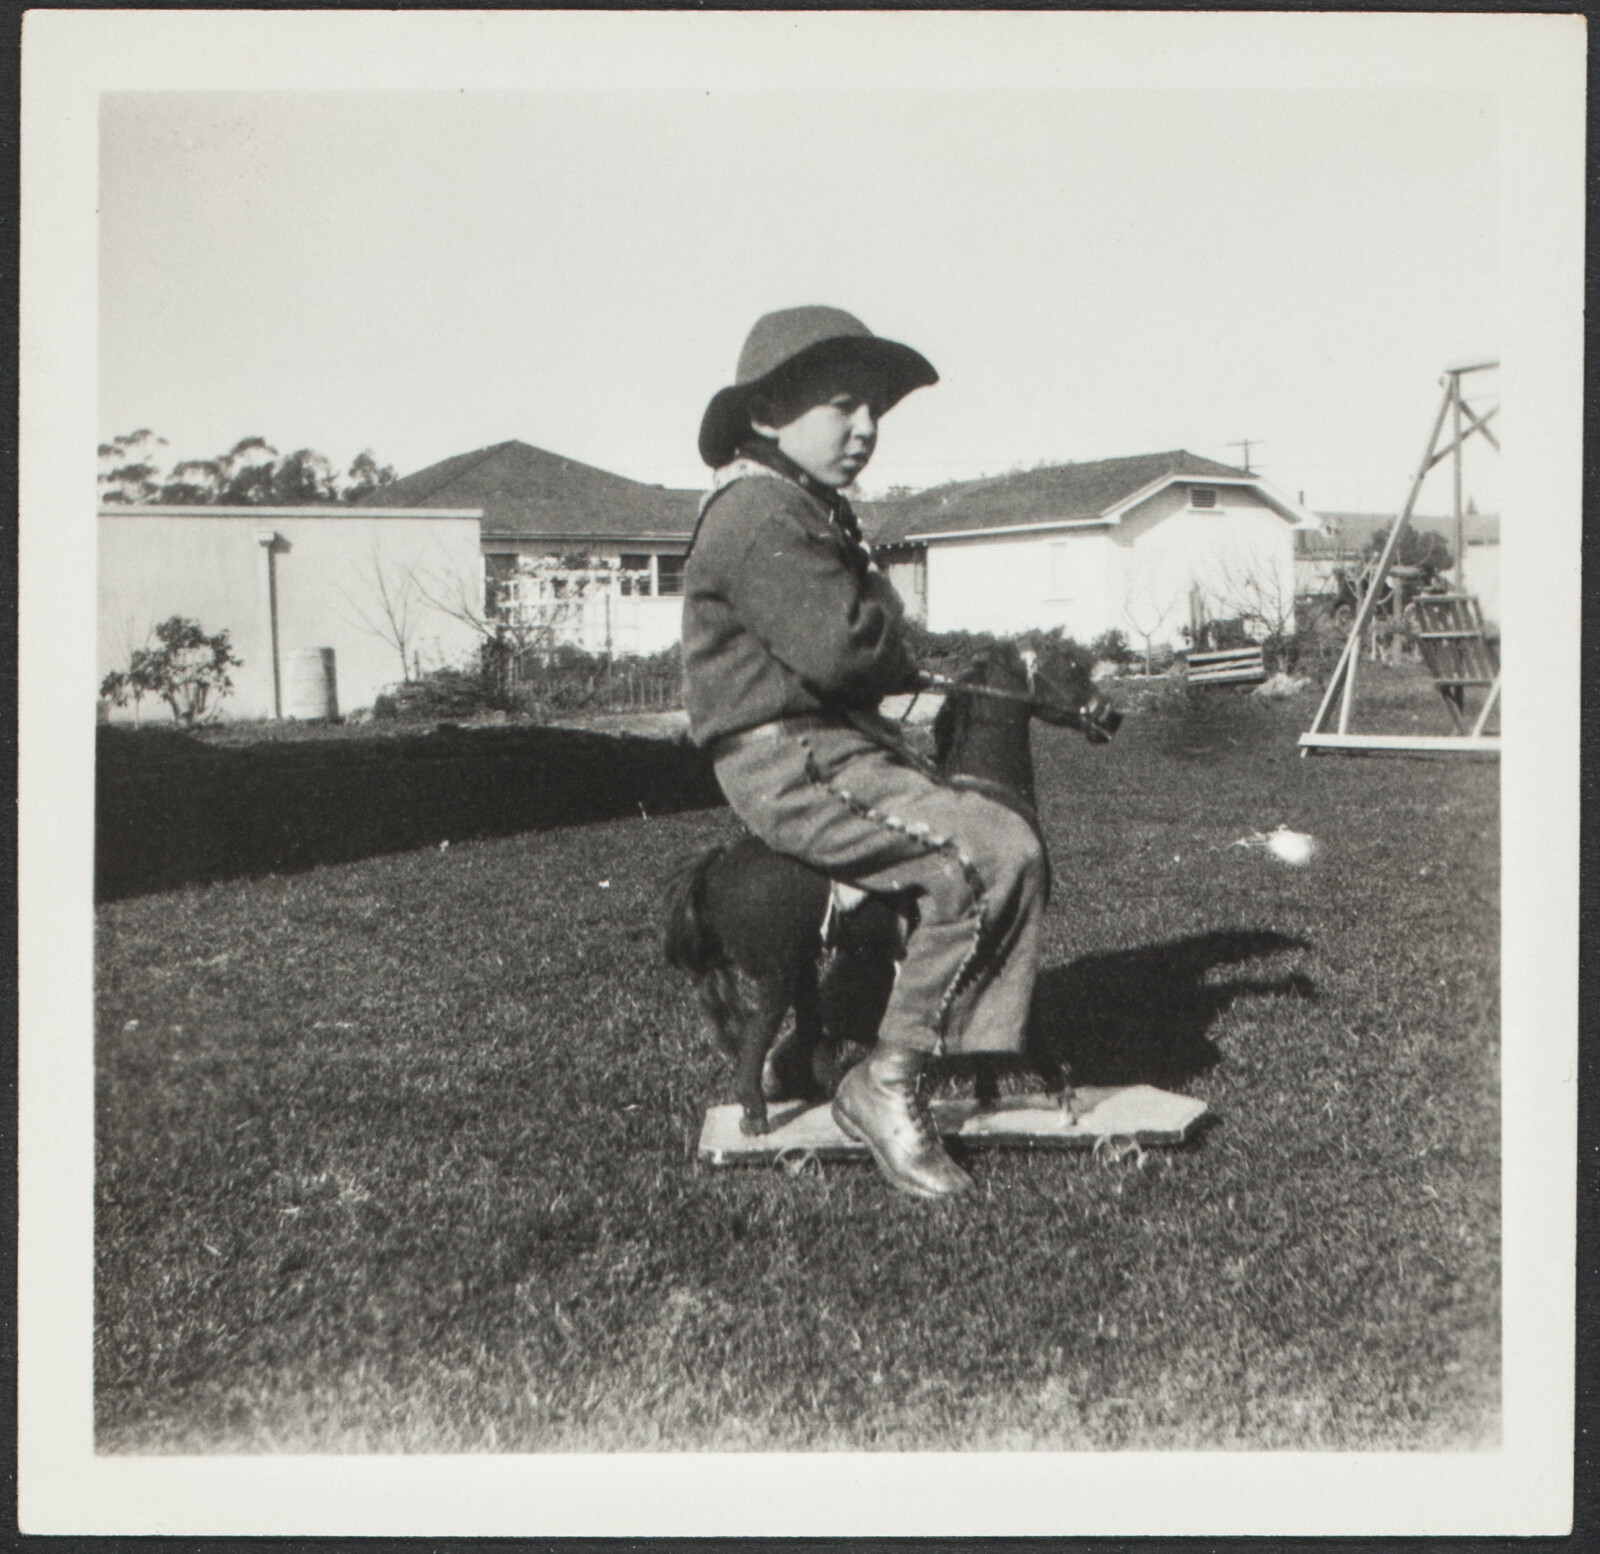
xmin=698 ymin=1085 xmax=1210 ymax=1167
xmin=1299 ymin=732 xmax=1500 ymax=755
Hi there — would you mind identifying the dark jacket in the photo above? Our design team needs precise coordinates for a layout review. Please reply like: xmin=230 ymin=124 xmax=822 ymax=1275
xmin=682 ymin=463 xmax=915 ymax=747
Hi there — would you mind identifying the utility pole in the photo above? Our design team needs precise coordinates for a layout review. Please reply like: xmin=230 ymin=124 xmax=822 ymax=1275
xmin=1227 ymin=439 xmax=1261 ymax=474
xmin=1450 ymin=369 xmax=1465 ymax=592
xmin=256 ymin=530 xmax=285 ymax=719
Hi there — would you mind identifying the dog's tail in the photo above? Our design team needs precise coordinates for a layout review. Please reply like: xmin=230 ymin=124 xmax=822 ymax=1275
xmin=660 ymin=845 xmax=727 ymax=975
xmin=660 ymin=846 xmax=743 ymax=1057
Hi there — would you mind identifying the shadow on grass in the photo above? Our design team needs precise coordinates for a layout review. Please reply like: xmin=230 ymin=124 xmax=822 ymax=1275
xmin=96 ymin=722 xmax=724 ymax=902
xmin=1028 ymin=928 xmax=1316 ymax=1088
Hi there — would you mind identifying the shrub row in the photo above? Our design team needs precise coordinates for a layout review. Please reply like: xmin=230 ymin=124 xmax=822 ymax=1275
xmin=96 ymin=721 xmax=723 ymax=901
xmin=372 ymin=643 xmax=685 ymax=724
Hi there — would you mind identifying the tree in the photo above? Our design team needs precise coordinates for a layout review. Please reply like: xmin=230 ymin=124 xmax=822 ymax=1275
xmin=98 ymin=430 xmax=168 ymax=505
xmin=1089 ymin=628 xmax=1136 ymax=667
xmin=98 ymin=430 xmax=399 ymax=505
xmin=158 ymin=436 xmax=282 ymax=505
xmin=100 ymin=617 xmax=242 ymax=726
xmin=1121 ymin=577 xmax=1182 ymax=677
xmin=344 ymin=450 xmax=397 ymax=503
xmin=269 ymin=448 xmax=341 ymax=504
xmin=413 ymin=549 xmax=584 ymax=654
xmin=336 ymin=541 xmax=428 ymax=682
xmin=1213 ymin=552 xmax=1302 ymax=672
xmin=1370 ymin=525 xmax=1452 ymax=579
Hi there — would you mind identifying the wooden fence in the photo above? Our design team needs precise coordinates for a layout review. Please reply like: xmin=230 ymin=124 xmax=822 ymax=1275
xmin=508 ymin=651 xmax=682 ymax=713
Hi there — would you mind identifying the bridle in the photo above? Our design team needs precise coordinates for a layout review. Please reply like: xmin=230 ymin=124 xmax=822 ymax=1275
xmin=912 ymin=651 xmax=1118 ymax=740
xmin=915 ymin=670 xmax=1039 ymax=709
xmin=916 ymin=651 xmax=1065 ymax=714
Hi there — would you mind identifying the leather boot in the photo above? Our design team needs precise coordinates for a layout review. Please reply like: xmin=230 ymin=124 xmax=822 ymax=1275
xmin=832 ymin=1044 xmax=975 ymax=1199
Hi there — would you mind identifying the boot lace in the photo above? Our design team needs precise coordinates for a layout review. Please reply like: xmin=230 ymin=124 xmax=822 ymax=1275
xmin=905 ymin=1076 xmax=940 ymax=1149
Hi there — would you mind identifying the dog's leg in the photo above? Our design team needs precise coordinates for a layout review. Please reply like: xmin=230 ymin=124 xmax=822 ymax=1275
xmin=973 ymin=1058 xmax=1002 ymax=1107
xmin=695 ymin=967 xmax=741 ymax=1058
xmin=736 ymin=973 xmax=790 ymax=1136
xmin=764 ymin=968 xmax=825 ymax=1103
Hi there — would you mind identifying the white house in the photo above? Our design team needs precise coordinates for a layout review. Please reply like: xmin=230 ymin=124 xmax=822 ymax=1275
xmin=348 ymin=442 xmax=1327 ymax=664
xmin=98 ymin=505 xmax=486 ymax=722
xmin=861 ymin=451 xmax=1322 ymax=650
xmin=366 ymin=440 xmax=697 ymax=657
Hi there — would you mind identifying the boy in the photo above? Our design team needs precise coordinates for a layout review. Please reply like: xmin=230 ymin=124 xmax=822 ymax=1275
xmin=683 ymin=307 xmax=1047 ymax=1200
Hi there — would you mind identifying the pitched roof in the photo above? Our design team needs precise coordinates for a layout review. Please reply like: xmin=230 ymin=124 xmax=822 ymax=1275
xmin=857 ymin=450 xmax=1252 ymax=547
xmin=365 ymin=440 xmax=699 ymax=542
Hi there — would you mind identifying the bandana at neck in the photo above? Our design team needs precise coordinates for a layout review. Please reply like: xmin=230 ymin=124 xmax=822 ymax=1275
xmin=733 ymin=438 xmax=865 ymax=546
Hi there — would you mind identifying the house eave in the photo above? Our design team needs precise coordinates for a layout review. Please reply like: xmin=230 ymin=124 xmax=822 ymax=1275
xmin=904 ymin=516 xmax=1114 ymax=544
xmin=1100 ymin=472 xmax=1315 ymax=529
xmin=99 ymin=505 xmax=485 ymax=520
xmin=892 ymin=468 xmax=1321 ymax=547
xmin=479 ymin=530 xmax=692 ymax=547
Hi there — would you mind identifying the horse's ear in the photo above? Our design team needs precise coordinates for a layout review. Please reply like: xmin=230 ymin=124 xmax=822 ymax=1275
xmin=990 ymin=638 xmax=1031 ymax=684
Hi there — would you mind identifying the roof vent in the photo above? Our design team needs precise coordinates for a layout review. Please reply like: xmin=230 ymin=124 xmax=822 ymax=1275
xmin=1191 ymin=487 xmax=1218 ymax=509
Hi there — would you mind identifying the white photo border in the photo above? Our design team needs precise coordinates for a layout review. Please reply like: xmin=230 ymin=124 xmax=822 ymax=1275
xmin=19 ymin=8 xmax=1584 ymax=1537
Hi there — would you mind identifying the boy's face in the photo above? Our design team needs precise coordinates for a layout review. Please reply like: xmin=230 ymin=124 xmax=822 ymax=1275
xmin=749 ymin=361 xmax=889 ymax=489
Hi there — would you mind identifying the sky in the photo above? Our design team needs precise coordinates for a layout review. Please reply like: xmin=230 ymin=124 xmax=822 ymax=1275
xmin=100 ymin=88 xmax=1499 ymax=513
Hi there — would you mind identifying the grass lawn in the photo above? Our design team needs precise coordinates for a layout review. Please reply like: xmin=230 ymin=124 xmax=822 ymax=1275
xmin=95 ymin=663 xmax=1499 ymax=1451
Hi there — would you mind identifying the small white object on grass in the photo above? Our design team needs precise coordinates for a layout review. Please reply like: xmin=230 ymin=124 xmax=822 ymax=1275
xmin=1231 ymin=825 xmax=1318 ymax=867
xmin=1266 ymin=828 xmax=1318 ymax=866
xmin=1253 ymin=671 xmax=1311 ymax=700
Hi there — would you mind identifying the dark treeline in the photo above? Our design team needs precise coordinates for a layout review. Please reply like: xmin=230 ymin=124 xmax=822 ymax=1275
xmin=99 ymin=430 xmax=398 ymax=506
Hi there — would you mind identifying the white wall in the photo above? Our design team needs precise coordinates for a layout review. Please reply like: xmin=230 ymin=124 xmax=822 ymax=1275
xmin=536 ymin=591 xmax=682 ymax=656
xmin=882 ymin=555 xmax=927 ymax=622
xmin=1117 ymin=485 xmax=1297 ymax=648
xmin=925 ymin=483 xmax=1298 ymax=649
xmin=925 ymin=528 xmax=1121 ymax=639
xmin=99 ymin=508 xmax=485 ymax=722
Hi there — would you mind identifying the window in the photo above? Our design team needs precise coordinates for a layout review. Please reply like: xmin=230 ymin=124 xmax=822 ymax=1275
xmin=1191 ymin=487 xmax=1218 ymax=509
xmin=656 ymin=554 xmax=686 ymax=597
xmin=618 ymin=553 xmax=652 ymax=596
xmin=485 ymin=553 xmax=520 ymax=615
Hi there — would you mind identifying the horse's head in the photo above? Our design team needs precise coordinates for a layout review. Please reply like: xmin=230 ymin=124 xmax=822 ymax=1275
xmin=1014 ymin=638 xmax=1124 ymax=744
xmin=931 ymin=638 xmax=1121 ymax=799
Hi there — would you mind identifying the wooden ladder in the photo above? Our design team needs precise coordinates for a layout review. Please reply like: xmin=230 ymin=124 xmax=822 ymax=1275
xmin=1405 ymin=592 xmax=1500 ymax=736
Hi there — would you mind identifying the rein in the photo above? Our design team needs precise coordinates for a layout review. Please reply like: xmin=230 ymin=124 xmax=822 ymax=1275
xmin=914 ymin=671 xmax=1040 ymax=709
xmin=843 ymin=652 xmax=1099 ymax=781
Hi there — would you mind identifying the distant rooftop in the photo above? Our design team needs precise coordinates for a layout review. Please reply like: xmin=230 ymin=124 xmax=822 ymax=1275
xmin=1311 ymin=510 xmax=1500 ymax=552
xmin=857 ymin=450 xmax=1256 ymax=548
xmin=367 ymin=439 xmax=699 ymax=542
xmin=366 ymin=440 xmax=1327 ymax=552
xmin=98 ymin=504 xmax=482 ymax=520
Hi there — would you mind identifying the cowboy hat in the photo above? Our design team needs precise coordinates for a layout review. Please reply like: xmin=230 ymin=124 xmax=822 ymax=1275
xmin=698 ymin=306 xmax=938 ymax=468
